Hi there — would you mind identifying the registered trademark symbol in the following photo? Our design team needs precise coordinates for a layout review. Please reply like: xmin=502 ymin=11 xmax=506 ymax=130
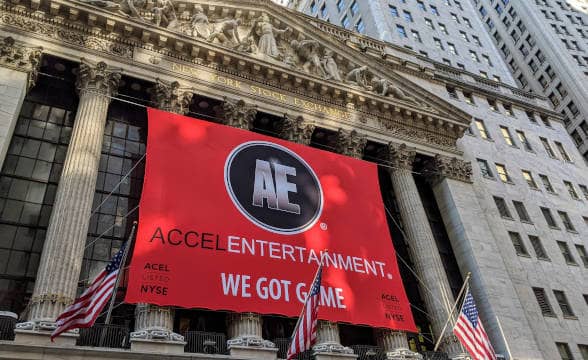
xmin=320 ymin=223 xmax=328 ymax=230
xmin=387 ymin=273 xmax=393 ymax=280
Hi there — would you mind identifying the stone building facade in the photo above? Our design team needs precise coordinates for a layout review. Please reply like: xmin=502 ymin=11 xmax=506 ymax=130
xmin=0 ymin=1 xmax=587 ymax=360
xmin=469 ymin=0 xmax=588 ymax=164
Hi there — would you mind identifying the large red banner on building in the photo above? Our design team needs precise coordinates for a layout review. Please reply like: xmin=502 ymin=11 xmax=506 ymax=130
xmin=125 ymin=108 xmax=416 ymax=331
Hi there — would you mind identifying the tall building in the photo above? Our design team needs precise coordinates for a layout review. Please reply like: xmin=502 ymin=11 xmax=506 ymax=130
xmin=289 ymin=0 xmax=515 ymax=85
xmin=0 ymin=1 xmax=587 ymax=360
xmin=470 ymin=0 xmax=588 ymax=163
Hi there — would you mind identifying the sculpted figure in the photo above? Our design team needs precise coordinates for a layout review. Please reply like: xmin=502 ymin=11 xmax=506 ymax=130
xmin=249 ymin=13 xmax=291 ymax=58
xmin=117 ymin=0 xmax=145 ymax=19
xmin=237 ymin=36 xmax=258 ymax=54
xmin=321 ymin=49 xmax=341 ymax=81
xmin=290 ymin=36 xmax=326 ymax=77
xmin=345 ymin=66 xmax=371 ymax=89
xmin=152 ymin=0 xmax=177 ymax=29
xmin=207 ymin=19 xmax=242 ymax=48
xmin=190 ymin=5 xmax=211 ymax=38
xmin=77 ymin=0 xmax=121 ymax=11
xmin=371 ymin=78 xmax=418 ymax=103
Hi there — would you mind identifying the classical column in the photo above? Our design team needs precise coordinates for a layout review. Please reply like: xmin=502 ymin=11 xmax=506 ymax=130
xmin=16 ymin=60 xmax=121 ymax=343
xmin=0 ymin=36 xmax=42 ymax=170
xmin=385 ymin=143 xmax=462 ymax=357
xmin=128 ymin=79 xmax=192 ymax=352
xmin=375 ymin=329 xmax=423 ymax=360
xmin=280 ymin=114 xmax=314 ymax=145
xmin=221 ymin=97 xmax=277 ymax=359
xmin=307 ymin=128 xmax=366 ymax=360
xmin=376 ymin=329 xmax=423 ymax=360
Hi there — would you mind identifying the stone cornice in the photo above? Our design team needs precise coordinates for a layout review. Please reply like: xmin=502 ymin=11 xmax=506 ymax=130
xmin=0 ymin=35 xmax=42 ymax=89
xmin=426 ymin=155 xmax=473 ymax=184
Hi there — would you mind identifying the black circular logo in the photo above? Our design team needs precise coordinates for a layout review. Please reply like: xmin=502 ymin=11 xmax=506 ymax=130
xmin=224 ymin=141 xmax=323 ymax=235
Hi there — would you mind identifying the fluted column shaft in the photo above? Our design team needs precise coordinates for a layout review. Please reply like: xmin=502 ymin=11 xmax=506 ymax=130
xmin=25 ymin=61 xmax=120 ymax=326
xmin=387 ymin=144 xmax=460 ymax=356
xmin=376 ymin=329 xmax=423 ymax=360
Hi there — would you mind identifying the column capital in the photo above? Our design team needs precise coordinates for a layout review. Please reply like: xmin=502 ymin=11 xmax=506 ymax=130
xmin=427 ymin=154 xmax=473 ymax=184
xmin=335 ymin=128 xmax=366 ymax=159
xmin=0 ymin=36 xmax=42 ymax=90
xmin=149 ymin=78 xmax=193 ymax=115
xmin=222 ymin=97 xmax=257 ymax=130
xmin=280 ymin=114 xmax=315 ymax=145
xmin=387 ymin=143 xmax=416 ymax=171
xmin=76 ymin=59 xmax=122 ymax=98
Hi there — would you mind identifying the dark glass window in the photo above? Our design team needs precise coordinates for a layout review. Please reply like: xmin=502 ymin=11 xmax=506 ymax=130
xmin=0 ymin=56 xmax=78 ymax=313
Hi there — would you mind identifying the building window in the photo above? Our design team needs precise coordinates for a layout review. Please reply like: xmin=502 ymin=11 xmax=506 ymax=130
xmin=526 ymin=111 xmax=537 ymax=123
xmin=470 ymin=50 xmax=480 ymax=62
xmin=541 ymin=207 xmax=558 ymax=228
xmin=475 ymin=119 xmax=490 ymax=139
xmin=446 ymin=86 xmax=458 ymax=99
xmin=439 ymin=23 xmax=449 ymax=35
xmin=411 ymin=30 xmax=421 ymax=42
xmin=396 ymin=25 xmax=407 ymax=37
xmin=539 ymin=175 xmax=556 ymax=193
xmin=355 ymin=18 xmax=365 ymax=33
xmin=579 ymin=184 xmax=588 ymax=200
xmin=540 ymin=137 xmax=557 ymax=158
xmin=533 ymin=287 xmax=555 ymax=316
xmin=577 ymin=344 xmax=588 ymax=360
xmin=553 ymin=291 xmax=575 ymax=317
xmin=522 ymin=170 xmax=538 ymax=189
xmin=558 ymin=241 xmax=577 ymax=265
xmin=516 ymin=130 xmax=533 ymax=151
xmin=389 ymin=5 xmax=399 ymax=17
xmin=493 ymin=196 xmax=512 ymax=218
xmin=417 ymin=1 xmax=427 ymax=11
xmin=508 ymin=232 xmax=528 ymax=256
xmin=350 ymin=1 xmax=359 ymax=16
xmin=513 ymin=201 xmax=532 ymax=223
xmin=495 ymin=164 xmax=511 ymax=183
xmin=576 ymin=245 xmax=588 ymax=268
xmin=448 ymin=43 xmax=458 ymax=55
xmin=554 ymin=142 xmax=571 ymax=162
xmin=403 ymin=10 xmax=413 ymax=22
xmin=563 ymin=181 xmax=580 ymax=200
xmin=501 ymin=126 xmax=516 ymax=147
xmin=434 ymin=38 xmax=444 ymax=50
xmin=477 ymin=159 xmax=493 ymax=178
xmin=342 ymin=15 xmax=350 ymax=29
xmin=529 ymin=235 xmax=549 ymax=260
xmin=558 ymin=211 xmax=576 ymax=232
xmin=556 ymin=343 xmax=574 ymax=360
xmin=337 ymin=0 xmax=345 ymax=12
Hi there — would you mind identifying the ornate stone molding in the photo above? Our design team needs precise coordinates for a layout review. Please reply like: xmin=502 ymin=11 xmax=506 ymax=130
xmin=131 ymin=303 xmax=184 ymax=342
xmin=385 ymin=348 xmax=424 ymax=360
xmin=226 ymin=313 xmax=275 ymax=349
xmin=427 ymin=155 xmax=473 ymax=184
xmin=149 ymin=78 xmax=194 ymax=115
xmin=335 ymin=128 xmax=366 ymax=159
xmin=313 ymin=321 xmax=354 ymax=355
xmin=387 ymin=143 xmax=416 ymax=171
xmin=0 ymin=36 xmax=42 ymax=89
xmin=221 ymin=97 xmax=257 ymax=130
xmin=76 ymin=59 xmax=122 ymax=98
xmin=280 ymin=114 xmax=314 ymax=145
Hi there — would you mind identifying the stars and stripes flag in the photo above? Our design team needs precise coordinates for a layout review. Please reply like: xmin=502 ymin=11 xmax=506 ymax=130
xmin=453 ymin=289 xmax=497 ymax=360
xmin=51 ymin=243 xmax=126 ymax=341
xmin=286 ymin=262 xmax=323 ymax=360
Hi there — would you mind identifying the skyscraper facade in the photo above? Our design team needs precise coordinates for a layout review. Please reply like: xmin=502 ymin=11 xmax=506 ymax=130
xmin=469 ymin=0 xmax=588 ymax=164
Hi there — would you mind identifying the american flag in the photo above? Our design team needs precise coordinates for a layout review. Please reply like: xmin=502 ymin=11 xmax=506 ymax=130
xmin=453 ymin=289 xmax=497 ymax=360
xmin=51 ymin=243 xmax=126 ymax=341
xmin=286 ymin=263 xmax=323 ymax=360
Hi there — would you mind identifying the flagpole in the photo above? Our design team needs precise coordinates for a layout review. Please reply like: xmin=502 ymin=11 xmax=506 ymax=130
xmin=99 ymin=221 xmax=137 ymax=346
xmin=288 ymin=249 xmax=327 ymax=344
xmin=495 ymin=316 xmax=513 ymax=359
xmin=433 ymin=272 xmax=471 ymax=352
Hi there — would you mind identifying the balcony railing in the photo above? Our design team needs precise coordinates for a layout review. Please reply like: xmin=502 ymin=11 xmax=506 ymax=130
xmin=422 ymin=351 xmax=450 ymax=360
xmin=349 ymin=345 xmax=387 ymax=360
xmin=184 ymin=331 xmax=228 ymax=355
xmin=273 ymin=338 xmax=312 ymax=359
xmin=0 ymin=312 xmax=16 ymax=341
xmin=76 ymin=324 xmax=130 ymax=349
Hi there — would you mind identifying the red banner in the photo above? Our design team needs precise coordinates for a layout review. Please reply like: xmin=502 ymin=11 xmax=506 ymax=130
xmin=125 ymin=108 xmax=416 ymax=331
